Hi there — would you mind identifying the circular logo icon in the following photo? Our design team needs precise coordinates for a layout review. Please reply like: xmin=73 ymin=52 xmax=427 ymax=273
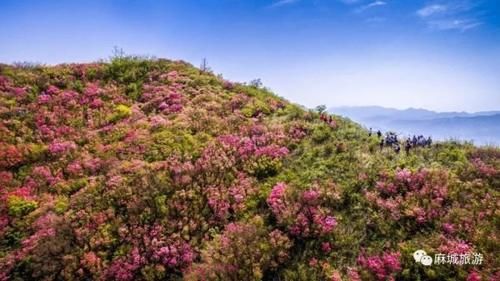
xmin=420 ymin=255 xmax=433 ymax=266
xmin=413 ymin=249 xmax=433 ymax=266
xmin=413 ymin=250 xmax=427 ymax=262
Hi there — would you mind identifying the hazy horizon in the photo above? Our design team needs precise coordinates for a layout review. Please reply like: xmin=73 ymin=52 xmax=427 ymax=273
xmin=329 ymin=105 xmax=500 ymax=114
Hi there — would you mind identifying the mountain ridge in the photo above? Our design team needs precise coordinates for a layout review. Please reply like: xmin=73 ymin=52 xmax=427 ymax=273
xmin=330 ymin=105 xmax=500 ymax=121
xmin=330 ymin=105 xmax=500 ymax=145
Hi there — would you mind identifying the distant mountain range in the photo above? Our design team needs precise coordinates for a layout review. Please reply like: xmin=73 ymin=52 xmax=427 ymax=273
xmin=329 ymin=106 xmax=500 ymax=146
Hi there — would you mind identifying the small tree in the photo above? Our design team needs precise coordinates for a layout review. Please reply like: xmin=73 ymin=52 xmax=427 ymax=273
xmin=200 ymin=58 xmax=211 ymax=72
xmin=315 ymin=105 xmax=327 ymax=114
xmin=249 ymin=78 xmax=263 ymax=88
xmin=111 ymin=46 xmax=125 ymax=60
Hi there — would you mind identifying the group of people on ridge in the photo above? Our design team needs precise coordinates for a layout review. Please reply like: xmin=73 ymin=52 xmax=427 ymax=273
xmin=369 ymin=128 xmax=432 ymax=155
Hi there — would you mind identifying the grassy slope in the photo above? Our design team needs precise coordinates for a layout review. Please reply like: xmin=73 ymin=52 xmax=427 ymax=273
xmin=0 ymin=58 xmax=498 ymax=281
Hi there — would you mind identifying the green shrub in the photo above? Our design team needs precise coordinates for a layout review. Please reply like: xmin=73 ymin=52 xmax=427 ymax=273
xmin=56 ymin=178 xmax=88 ymax=194
xmin=108 ymin=104 xmax=132 ymax=123
xmin=126 ymin=82 xmax=142 ymax=100
xmin=26 ymin=144 xmax=47 ymax=162
xmin=145 ymin=129 xmax=202 ymax=161
xmin=311 ymin=124 xmax=331 ymax=144
xmin=241 ymin=99 xmax=271 ymax=117
xmin=283 ymin=104 xmax=305 ymax=120
xmin=105 ymin=56 xmax=152 ymax=85
xmin=7 ymin=196 xmax=37 ymax=217
xmin=54 ymin=196 xmax=69 ymax=214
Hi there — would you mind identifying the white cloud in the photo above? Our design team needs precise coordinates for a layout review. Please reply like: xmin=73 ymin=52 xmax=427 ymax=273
xmin=356 ymin=1 xmax=387 ymax=13
xmin=416 ymin=1 xmax=483 ymax=32
xmin=416 ymin=4 xmax=448 ymax=17
xmin=366 ymin=1 xmax=387 ymax=8
xmin=269 ymin=0 xmax=299 ymax=8
xmin=428 ymin=19 xmax=483 ymax=32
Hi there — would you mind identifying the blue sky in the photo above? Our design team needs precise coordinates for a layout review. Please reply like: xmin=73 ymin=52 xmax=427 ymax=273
xmin=0 ymin=0 xmax=499 ymax=112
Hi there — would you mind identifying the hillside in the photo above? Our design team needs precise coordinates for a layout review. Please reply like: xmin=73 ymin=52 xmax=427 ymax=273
xmin=0 ymin=58 xmax=498 ymax=281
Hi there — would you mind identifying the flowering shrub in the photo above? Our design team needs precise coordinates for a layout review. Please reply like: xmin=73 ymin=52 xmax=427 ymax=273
xmin=357 ymin=251 xmax=402 ymax=281
xmin=48 ymin=140 xmax=77 ymax=156
xmin=206 ymin=172 xmax=256 ymax=220
xmin=141 ymin=84 xmax=184 ymax=115
xmin=467 ymin=271 xmax=481 ymax=281
xmin=106 ymin=247 xmax=145 ymax=281
xmin=437 ymin=236 xmax=472 ymax=254
xmin=0 ymin=144 xmax=23 ymax=168
xmin=471 ymin=157 xmax=498 ymax=178
xmin=186 ymin=217 xmax=292 ymax=281
xmin=267 ymin=182 xmax=288 ymax=215
xmin=268 ymin=182 xmax=338 ymax=238
xmin=0 ymin=171 xmax=13 ymax=187
xmin=365 ymin=168 xmax=450 ymax=225
xmin=158 ymin=91 xmax=183 ymax=113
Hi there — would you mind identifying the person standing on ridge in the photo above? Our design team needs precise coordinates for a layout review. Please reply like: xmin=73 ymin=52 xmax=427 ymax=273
xmin=394 ymin=143 xmax=401 ymax=154
xmin=405 ymin=140 xmax=411 ymax=155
